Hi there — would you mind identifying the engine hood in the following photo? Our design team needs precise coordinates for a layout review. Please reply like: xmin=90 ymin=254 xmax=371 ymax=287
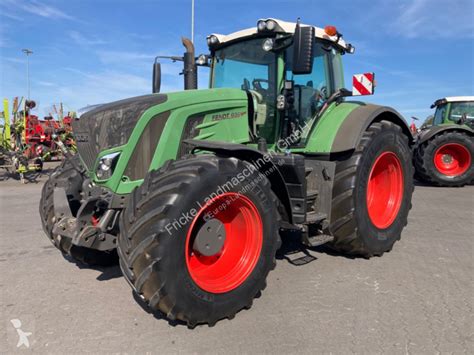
xmin=72 ymin=94 xmax=168 ymax=169
xmin=72 ymin=88 xmax=249 ymax=173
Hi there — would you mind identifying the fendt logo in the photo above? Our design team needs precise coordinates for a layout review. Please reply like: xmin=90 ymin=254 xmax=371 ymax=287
xmin=211 ymin=111 xmax=247 ymax=122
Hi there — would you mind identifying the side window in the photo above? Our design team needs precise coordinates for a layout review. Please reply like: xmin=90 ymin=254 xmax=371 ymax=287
xmin=433 ymin=105 xmax=446 ymax=125
xmin=449 ymin=102 xmax=474 ymax=123
xmin=330 ymin=49 xmax=345 ymax=91
xmin=286 ymin=42 xmax=332 ymax=126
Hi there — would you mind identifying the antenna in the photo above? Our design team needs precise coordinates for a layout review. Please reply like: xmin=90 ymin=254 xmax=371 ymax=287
xmin=191 ymin=0 xmax=195 ymax=43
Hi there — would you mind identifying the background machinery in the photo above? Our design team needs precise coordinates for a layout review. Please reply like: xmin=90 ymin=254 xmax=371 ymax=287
xmin=414 ymin=96 xmax=473 ymax=186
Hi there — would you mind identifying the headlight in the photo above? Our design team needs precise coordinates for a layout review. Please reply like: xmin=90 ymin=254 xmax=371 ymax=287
xmin=206 ymin=35 xmax=219 ymax=47
xmin=257 ymin=20 xmax=267 ymax=31
xmin=258 ymin=19 xmax=278 ymax=32
xmin=266 ymin=20 xmax=277 ymax=31
xmin=96 ymin=152 xmax=120 ymax=180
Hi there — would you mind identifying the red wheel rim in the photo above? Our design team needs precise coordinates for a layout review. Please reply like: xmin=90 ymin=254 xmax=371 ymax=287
xmin=185 ymin=192 xmax=263 ymax=293
xmin=366 ymin=152 xmax=404 ymax=229
xmin=434 ymin=143 xmax=471 ymax=176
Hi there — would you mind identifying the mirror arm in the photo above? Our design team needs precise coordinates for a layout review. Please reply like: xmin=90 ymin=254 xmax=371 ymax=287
xmin=314 ymin=88 xmax=352 ymax=121
xmin=155 ymin=55 xmax=184 ymax=63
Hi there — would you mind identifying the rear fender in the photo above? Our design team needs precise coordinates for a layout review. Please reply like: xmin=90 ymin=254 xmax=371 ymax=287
xmin=331 ymin=103 xmax=414 ymax=153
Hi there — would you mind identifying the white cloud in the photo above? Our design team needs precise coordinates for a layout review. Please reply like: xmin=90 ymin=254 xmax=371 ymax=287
xmin=38 ymin=81 xmax=55 ymax=87
xmin=0 ymin=11 xmax=22 ymax=21
xmin=94 ymin=50 xmax=184 ymax=77
xmin=1 ymin=0 xmax=74 ymax=21
xmin=96 ymin=50 xmax=155 ymax=65
xmin=68 ymin=31 xmax=106 ymax=46
xmin=55 ymin=70 xmax=151 ymax=108
xmin=391 ymin=0 xmax=474 ymax=39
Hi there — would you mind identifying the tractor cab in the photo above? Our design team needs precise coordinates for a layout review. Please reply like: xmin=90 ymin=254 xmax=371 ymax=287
xmin=204 ymin=19 xmax=375 ymax=145
xmin=153 ymin=18 xmax=374 ymax=146
xmin=206 ymin=19 xmax=352 ymax=143
xmin=430 ymin=96 xmax=474 ymax=128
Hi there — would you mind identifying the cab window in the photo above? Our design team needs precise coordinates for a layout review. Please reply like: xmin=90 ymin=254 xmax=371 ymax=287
xmin=449 ymin=102 xmax=474 ymax=123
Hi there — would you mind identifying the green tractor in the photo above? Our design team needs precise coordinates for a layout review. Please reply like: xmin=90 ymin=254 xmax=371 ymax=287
xmin=414 ymin=97 xmax=473 ymax=186
xmin=40 ymin=19 xmax=414 ymax=327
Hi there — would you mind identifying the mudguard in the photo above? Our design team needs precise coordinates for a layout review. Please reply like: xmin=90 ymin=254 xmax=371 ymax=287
xmin=417 ymin=124 xmax=474 ymax=145
xmin=184 ymin=139 xmax=306 ymax=224
xmin=331 ymin=103 xmax=414 ymax=153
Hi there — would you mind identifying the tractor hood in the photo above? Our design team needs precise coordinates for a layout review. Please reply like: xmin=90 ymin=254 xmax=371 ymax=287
xmin=72 ymin=94 xmax=168 ymax=169
xmin=72 ymin=88 xmax=251 ymax=191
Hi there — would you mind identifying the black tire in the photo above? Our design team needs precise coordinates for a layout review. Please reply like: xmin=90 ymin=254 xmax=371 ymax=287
xmin=117 ymin=155 xmax=281 ymax=327
xmin=414 ymin=131 xmax=473 ymax=187
xmin=39 ymin=156 xmax=117 ymax=266
xmin=328 ymin=120 xmax=414 ymax=257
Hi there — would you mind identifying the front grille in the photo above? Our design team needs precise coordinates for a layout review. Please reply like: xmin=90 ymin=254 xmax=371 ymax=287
xmin=72 ymin=94 xmax=167 ymax=170
xmin=177 ymin=114 xmax=205 ymax=158
xmin=76 ymin=138 xmax=98 ymax=169
xmin=123 ymin=111 xmax=170 ymax=181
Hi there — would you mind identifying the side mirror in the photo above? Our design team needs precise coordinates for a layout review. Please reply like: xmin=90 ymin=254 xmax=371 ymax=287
xmin=152 ymin=61 xmax=161 ymax=93
xmin=352 ymin=73 xmax=375 ymax=96
xmin=292 ymin=23 xmax=315 ymax=75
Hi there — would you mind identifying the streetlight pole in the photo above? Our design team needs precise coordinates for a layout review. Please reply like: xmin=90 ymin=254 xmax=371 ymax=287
xmin=22 ymin=49 xmax=33 ymax=101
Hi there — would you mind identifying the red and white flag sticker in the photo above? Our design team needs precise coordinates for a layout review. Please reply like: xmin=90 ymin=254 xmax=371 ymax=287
xmin=352 ymin=73 xmax=375 ymax=95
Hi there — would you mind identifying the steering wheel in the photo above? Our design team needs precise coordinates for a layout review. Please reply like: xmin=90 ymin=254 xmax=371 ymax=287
xmin=252 ymin=79 xmax=269 ymax=93
xmin=311 ymin=85 xmax=328 ymax=112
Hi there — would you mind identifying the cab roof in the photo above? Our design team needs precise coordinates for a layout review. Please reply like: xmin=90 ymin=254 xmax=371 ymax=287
xmin=207 ymin=18 xmax=353 ymax=53
xmin=432 ymin=96 xmax=474 ymax=108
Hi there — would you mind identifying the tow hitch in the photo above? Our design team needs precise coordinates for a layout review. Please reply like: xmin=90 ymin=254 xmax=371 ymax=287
xmin=52 ymin=187 xmax=118 ymax=251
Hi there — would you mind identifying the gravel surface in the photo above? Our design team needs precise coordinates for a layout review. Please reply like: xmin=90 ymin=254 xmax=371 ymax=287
xmin=1 ymin=163 xmax=473 ymax=353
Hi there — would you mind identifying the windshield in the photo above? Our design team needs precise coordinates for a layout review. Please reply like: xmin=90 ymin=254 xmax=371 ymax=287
xmin=211 ymin=38 xmax=277 ymax=91
xmin=211 ymin=38 xmax=278 ymax=141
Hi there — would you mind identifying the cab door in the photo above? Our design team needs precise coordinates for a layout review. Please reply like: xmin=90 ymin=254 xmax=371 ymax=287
xmin=284 ymin=41 xmax=345 ymax=145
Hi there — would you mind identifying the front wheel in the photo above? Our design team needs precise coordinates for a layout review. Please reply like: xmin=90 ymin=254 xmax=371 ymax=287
xmin=118 ymin=155 xmax=281 ymax=327
xmin=329 ymin=120 xmax=414 ymax=257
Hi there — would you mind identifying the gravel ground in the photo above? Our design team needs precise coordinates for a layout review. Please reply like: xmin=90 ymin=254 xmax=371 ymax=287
xmin=1 ymin=163 xmax=473 ymax=354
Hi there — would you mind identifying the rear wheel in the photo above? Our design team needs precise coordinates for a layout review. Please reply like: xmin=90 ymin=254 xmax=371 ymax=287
xmin=39 ymin=156 xmax=117 ymax=266
xmin=414 ymin=131 xmax=473 ymax=186
xmin=329 ymin=120 xmax=414 ymax=257
xmin=117 ymin=155 xmax=281 ymax=327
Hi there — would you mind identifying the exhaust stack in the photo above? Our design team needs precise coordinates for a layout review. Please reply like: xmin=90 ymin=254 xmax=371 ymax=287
xmin=182 ymin=37 xmax=197 ymax=90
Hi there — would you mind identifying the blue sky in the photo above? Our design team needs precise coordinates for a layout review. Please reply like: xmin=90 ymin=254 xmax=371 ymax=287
xmin=1 ymin=0 xmax=473 ymax=123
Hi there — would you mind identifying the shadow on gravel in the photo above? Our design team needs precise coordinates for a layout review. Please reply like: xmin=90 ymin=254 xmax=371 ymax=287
xmin=96 ymin=265 xmax=123 ymax=281
xmin=131 ymin=291 xmax=186 ymax=327
xmin=413 ymin=180 xmax=432 ymax=187
xmin=62 ymin=254 xmax=123 ymax=281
